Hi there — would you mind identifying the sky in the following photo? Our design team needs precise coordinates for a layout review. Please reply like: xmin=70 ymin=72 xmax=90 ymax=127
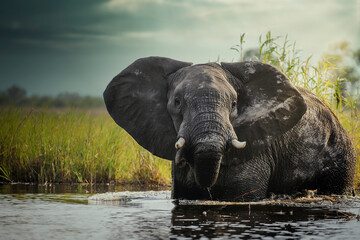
xmin=0 ymin=0 xmax=359 ymax=96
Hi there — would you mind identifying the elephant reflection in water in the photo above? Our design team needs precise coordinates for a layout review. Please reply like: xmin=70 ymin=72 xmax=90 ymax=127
xmin=104 ymin=57 xmax=356 ymax=201
xmin=170 ymin=204 xmax=352 ymax=239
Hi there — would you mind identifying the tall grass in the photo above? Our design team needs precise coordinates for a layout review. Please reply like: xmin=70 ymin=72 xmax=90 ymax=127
xmin=0 ymin=108 xmax=171 ymax=185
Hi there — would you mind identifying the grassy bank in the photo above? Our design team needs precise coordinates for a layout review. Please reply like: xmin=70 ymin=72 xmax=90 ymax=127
xmin=0 ymin=108 xmax=172 ymax=185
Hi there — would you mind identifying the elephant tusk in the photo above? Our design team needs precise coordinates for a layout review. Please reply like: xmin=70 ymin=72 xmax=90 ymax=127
xmin=175 ymin=137 xmax=185 ymax=149
xmin=232 ymin=139 xmax=246 ymax=149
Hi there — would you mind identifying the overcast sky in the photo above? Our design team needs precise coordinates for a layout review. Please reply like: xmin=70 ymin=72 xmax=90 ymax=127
xmin=1 ymin=0 xmax=359 ymax=96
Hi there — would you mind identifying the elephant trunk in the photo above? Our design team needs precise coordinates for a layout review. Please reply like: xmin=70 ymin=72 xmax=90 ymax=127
xmin=190 ymin=112 xmax=228 ymax=188
xmin=190 ymin=121 xmax=247 ymax=188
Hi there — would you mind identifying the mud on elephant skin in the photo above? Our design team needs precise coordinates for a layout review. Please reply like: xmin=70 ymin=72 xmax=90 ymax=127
xmin=103 ymin=56 xmax=356 ymax=201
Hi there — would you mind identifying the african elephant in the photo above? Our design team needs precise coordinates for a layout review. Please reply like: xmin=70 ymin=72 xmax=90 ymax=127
xmin=103 ymin=56 xmax=356 ymax=201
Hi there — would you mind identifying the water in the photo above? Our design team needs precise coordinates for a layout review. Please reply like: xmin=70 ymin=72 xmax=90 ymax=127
xmin=0 ymin=184 xmax=360 ymax=240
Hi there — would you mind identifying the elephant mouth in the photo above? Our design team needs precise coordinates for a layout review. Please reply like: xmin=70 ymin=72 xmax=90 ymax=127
xmin=193 ymin=150 xmax=223 ymax=188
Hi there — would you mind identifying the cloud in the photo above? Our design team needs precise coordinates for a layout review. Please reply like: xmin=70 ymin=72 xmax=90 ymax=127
xmin=0 ymin=0 xmax=108 ymax=53
xmin=1 ymin=0 xmax=356 ymax=56
xmin=103 ymin=0 xmax=167 ymax=12
xmin=0 ymin=0 xmax=358 ymax=96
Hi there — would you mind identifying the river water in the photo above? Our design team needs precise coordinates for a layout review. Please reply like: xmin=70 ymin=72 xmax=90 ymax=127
xmin=0 ymin=184 xmax=359 ymax=239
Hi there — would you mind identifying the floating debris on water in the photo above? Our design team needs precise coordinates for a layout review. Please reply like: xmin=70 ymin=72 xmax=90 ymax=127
xmin=88 ymin=190 xmax=360 ymax=209
xmin=177 ymin=195 xmax=360 ymax=208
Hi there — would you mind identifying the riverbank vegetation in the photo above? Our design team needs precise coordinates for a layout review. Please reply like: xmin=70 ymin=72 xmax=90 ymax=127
xmin=0 ymin=108 xmax=172 ymax=185
xmin=1 ymin=32 xmax=359 ymax=188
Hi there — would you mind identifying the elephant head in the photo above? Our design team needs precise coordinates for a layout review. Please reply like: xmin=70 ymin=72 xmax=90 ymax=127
xmin=104 ymin=57 xmax=306 ymax=188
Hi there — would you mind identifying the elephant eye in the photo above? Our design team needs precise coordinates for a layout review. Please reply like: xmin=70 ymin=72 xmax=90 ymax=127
xmin=174 ymin=97 xmax=181 ymax=107
xmin=232 ymin=101 xmax=237 ymax=110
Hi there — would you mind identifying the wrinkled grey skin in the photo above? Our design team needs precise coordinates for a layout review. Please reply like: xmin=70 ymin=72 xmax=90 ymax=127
xmin=104 ymin=57 xmax=356 ymax=201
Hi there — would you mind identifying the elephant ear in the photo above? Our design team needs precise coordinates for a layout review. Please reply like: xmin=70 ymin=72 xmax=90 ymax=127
xmin=104 ymin=57 xmax=192 ymax=160
xmin=221 ymin=61 xmax=307 ymax=159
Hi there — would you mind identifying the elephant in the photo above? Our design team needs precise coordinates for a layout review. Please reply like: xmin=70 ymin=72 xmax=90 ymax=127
xmin=103 ymin=56 xmax=356 ymax=201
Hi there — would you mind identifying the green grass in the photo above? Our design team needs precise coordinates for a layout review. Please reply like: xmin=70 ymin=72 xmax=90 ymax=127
xmin=1 ymin=32 xmax=359 ymax=189
xmin=338 ymin=110 xmax=360 ymax=190
xmin=0 ymin=108 xmax=171 ymax=185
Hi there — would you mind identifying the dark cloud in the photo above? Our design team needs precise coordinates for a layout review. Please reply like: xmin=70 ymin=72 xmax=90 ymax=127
xmin=0 ymin=0 xmax=358 ymax=96
xmin=0 ymin=0 xmax=197 ymax=55
xmin=0 ymin=0 xmax=109 ymax=54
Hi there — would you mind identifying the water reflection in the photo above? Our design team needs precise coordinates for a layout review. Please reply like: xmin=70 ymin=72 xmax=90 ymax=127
xmin=0 ymin=184 xmax=359 ymax=240
xmin=171 ymin=204 xmax=356 ymax=239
